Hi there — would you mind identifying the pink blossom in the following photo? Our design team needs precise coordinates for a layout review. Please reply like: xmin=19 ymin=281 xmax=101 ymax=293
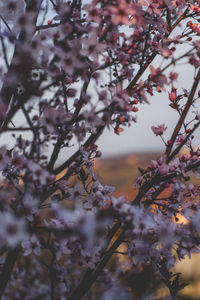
xmin=84 ymin=3 xmax=102 ymax=23
xmin=22 ymin=235 xmax=41 ymax=256
xmin=175 ymin=134 xmax=189 ymax=146
xmin=151 ymin=124 xmax=167 ymax=136
xmin=0 ymin=212 xmax=26 ymax=247
xmin=109 ymin=0 xmax=136 ymax=25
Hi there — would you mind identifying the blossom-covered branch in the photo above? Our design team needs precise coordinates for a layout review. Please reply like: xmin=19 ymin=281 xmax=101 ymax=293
xmin=0 ymin=1 xmax=200 ymax=300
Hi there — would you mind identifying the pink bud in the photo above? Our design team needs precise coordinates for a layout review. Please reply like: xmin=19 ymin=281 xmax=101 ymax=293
xmin=169 ymin=87 xmax=177 ymax=101
xmin=95 ymin=151 xmax=102 ymax=158
xmin=132 ymin=107 xmax=138 ymax=112
xmin=187 ymin=21 xmax=193 ymax=27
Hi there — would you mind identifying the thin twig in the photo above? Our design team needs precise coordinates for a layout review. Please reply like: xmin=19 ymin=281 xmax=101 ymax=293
xmin=165 ymin=68 xmax=200 ymax=160
xmin=0 ymin=36 xmax=9 ymax=69
xmin=0 ymin=15 xmax=12 ymax=32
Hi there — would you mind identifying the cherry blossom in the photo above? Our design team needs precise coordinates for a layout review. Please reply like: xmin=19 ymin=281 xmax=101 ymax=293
xmin=151 ymin=124 xmax=167 ymax=136
xmin=0 ymin=212 xmax=26 ymax=247
xmin=109 ymin=0 xmax=136 ymax=25
xmin=22 ymin=234 xmax=41 ymax=256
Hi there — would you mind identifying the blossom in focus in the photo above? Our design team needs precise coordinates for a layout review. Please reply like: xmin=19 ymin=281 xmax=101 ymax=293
xmin=151 ymin=124 xmax=167 ymax=136
xmin=169 ymin=87 xmax=177 ymax=101
xmin=175 ymin=134 xmax=190 ymax=146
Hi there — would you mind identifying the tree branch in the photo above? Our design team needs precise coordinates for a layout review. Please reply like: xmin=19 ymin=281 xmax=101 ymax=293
xmin=0 ymin=247 xmax=20 ymax=299
xmin=165 ymin=68 xmax=200 ymax=160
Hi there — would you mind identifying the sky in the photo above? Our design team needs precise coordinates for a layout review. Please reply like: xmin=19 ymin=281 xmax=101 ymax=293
xmin=98 ymin=19 xmax=200 ymax=157
xmin=99 ymin=59 xmax=200 ymax=157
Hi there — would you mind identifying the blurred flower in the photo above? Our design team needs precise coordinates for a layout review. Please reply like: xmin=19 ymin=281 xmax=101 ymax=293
xmin=68 ymin=183 xmax=83 ymax=201
xmin=22 ymin=235 xmax=41 ymax=256
xmin=0 ymin=0 xmax=25 ymax=21
xmin=169 ymin=87 xmax=177 ymax=101
xmin=109 ymin=0 xmax=135 ymax=25
xmin=0 ymin=212 xmax=26 ymax=247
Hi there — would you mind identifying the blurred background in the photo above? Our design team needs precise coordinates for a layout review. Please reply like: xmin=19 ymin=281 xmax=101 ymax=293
xmin=94 ymin=151 xmax=200 ymax=300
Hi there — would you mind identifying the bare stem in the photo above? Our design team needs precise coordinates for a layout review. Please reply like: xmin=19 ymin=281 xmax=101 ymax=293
xmin=165 ymin=68 xmax=200 ymax=160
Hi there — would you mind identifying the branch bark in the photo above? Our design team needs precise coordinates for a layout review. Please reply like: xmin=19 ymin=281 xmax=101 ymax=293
xmin=0 ymin=247 xmax=20 ymax=299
